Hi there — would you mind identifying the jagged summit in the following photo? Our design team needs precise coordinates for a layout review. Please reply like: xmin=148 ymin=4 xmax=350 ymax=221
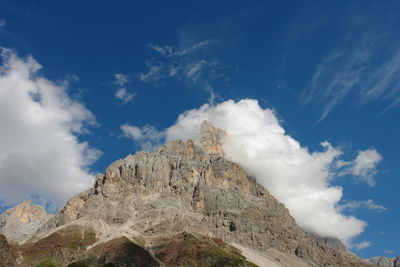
xmin=199 ymin=120 xmax=227 ymax=156
xmin=367 ymin=256 xmax=400 ymax=267
xmin=0 ymin=123 xmax=378 ymax=266
xmin=0 ymin=200 xmax=52 ymax=243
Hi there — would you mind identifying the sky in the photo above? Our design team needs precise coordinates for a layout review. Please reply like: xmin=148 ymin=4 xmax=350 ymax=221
xmin=0 ymin=0 xmax=399 ymax=258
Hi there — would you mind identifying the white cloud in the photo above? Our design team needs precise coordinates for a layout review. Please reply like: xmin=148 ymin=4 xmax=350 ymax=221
xmin=301 ymin=22 xmax=400 ymax=121
xmin=186 ymin=60 xmax=206 ymax=80
xmin=113 ymin=74 xmax=135 ymax=104
xmin=148 ymin=44 xmax=173 ymax=57
xmin=121 ymin=124 xmax=164 ymax=151
xmin=169 ymin=66 xmax=178 ymax=77
xmin=120 ymin=99 xmax=384 ymax=242
xmin=114 ymin=73 xmax=130 ymax=86
xmin=149 ymin=40 xmax=211 ymax=57
xmin=163 ymin=99 xmax=369 ymax=242
xmin=0 ymin=19 xmax=5 ymax=27
xmin=139 ymin=62 xmax=164 ymax=83
xmin=352 ymin=149 xmax=382 ymax=184
xmin=340 ymin=199 xmax=386 ymax=212
xmin=355 ymin=241 xmax=371 ymax=250
xmin=340 ymin=148 xmax=382 ymax=186
xmin=364 ymin=199 xmax=386 ymax=211
xmin=115 ymin=88 xmax=135 ymax=104
xmin=0 ymin=48 xmax=100 ymax=209
xmin=384 ymin=249 xmax=394 ymax=254
xmin=174 ymin=40 xmax=211 ymax=56
xmin=140 ymin=39 xmax=229 ymax=103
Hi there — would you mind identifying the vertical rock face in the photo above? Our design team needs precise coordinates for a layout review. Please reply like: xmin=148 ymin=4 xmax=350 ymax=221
xmin=396 ymin=257 xmax=400 ymax=267
xmin=199 ymin=120 xmax=227 ymax=156
xmin=0 ymin=200 xmax=52 ymax=243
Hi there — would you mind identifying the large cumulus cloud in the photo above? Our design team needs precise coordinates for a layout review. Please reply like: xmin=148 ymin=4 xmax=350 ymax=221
xmin=164 ymin=99 xmax=365 ymax=241
xmin=154 ymin=99 xmax=383 ymax=243
xmin=0 ymin=49 xmax=100 ymax=209
xmin=121 ymin=99 xmax=383 ymax=243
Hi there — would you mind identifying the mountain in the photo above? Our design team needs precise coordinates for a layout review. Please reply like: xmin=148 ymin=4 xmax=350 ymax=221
xmin=0 ymin=122 xmax=380 ymax=266
xmin=0 ymin=200 xmax=52 ymax=243
xmin=367 ymin=257 xmax=400 ymax=267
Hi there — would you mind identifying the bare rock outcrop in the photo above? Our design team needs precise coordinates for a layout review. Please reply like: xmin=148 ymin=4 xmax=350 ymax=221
xmin=0 ymin=200 xmax=52 ymax=243
xmin=0 ymin=234 xmax=17 ymax=266
xmin=367 ymin=256 xmax=400 ymax=267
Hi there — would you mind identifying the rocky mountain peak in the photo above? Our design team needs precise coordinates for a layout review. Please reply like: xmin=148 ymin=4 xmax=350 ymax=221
xmin=367 ymin=256 xmax=400 ymax=267
xmin=0 ymin=200 xmax=52 ymax=243
xmin=155 ymin=120 xmax=226 ymax=158
xmin=7 ymin=201 xmax=46 ymax=223
xmin=199 ymin=120 xmax=227 ymax=156
xmin=0 ymin=123 xmax=380 ymax=266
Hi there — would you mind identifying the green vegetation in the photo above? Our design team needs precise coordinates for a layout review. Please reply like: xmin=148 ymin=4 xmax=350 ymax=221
xmin=177 ymin=242 xmax=256 ymax=266
xmin=67 ymin=260 xmax=89 ymax=267
xmin=156 ymin=233 xmax=258 ymax=267
xmin=21 ymin=228 xmax=259 ymax=267
xmin=35 ymin=260 xmax=63 ymax=267
xmin=21 ymin=226 xmax=98 ymax=266
xmin=68 ymin=243 xmax=79 ymax=250
xmin=70 ymin=262 xmax=118 ymax=267
xmin=82 ymin=236 xmax=158 ymax=266
xmin=62 ymin=228 xmax=96 ymax=252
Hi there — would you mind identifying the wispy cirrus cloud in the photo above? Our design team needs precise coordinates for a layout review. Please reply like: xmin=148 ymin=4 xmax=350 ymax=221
xmin=139 ymin=61 xmax=164 ymax=84
xmin=384 ymin=249 xmax=394 ymax=254
xmin=115 ymin=88 xmax=135 ymax=104
xmin=114 ymin=73 xmax=130 ymax=86
xmin=340 ymin=199 xmax=386 ymax=212
xmin=148 ymin=40 xmax=211 ymax=57
xmin=139 ymin=38 xmax=229 ymax=104
xmin=355 ymin=241 xmax=371 ymax=250
xmin=141 ymin=40 xmax=216 ymax=85
xmin=113 ymin=73 xmax=135 ymax=104
xmin=300 ymin=13 xmax=400 ymax=122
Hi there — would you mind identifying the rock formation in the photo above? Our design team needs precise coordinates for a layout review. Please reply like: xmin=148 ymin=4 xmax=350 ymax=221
xmin=367 ymin=256 xmax=400 ymax=267
xmin=0 ymin=122 xmax=382 ymax=266
xmin=0 ymin=200 xmax=52 ymax=243
xmin=0 ymin=234 xmax=17 ymax=266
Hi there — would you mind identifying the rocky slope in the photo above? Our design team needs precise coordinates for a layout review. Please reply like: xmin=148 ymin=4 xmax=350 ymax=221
xmin=0 ymin=122 xmax=380 ymax=266
xmin=367 ymin=257 xmax=400 ymax=267
xmin=0 ymin=200 xmax=52 ymax=243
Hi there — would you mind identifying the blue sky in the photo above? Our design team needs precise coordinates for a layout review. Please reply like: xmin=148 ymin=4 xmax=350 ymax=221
xmin=0 ymin=0 xmax=399 ymax=258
